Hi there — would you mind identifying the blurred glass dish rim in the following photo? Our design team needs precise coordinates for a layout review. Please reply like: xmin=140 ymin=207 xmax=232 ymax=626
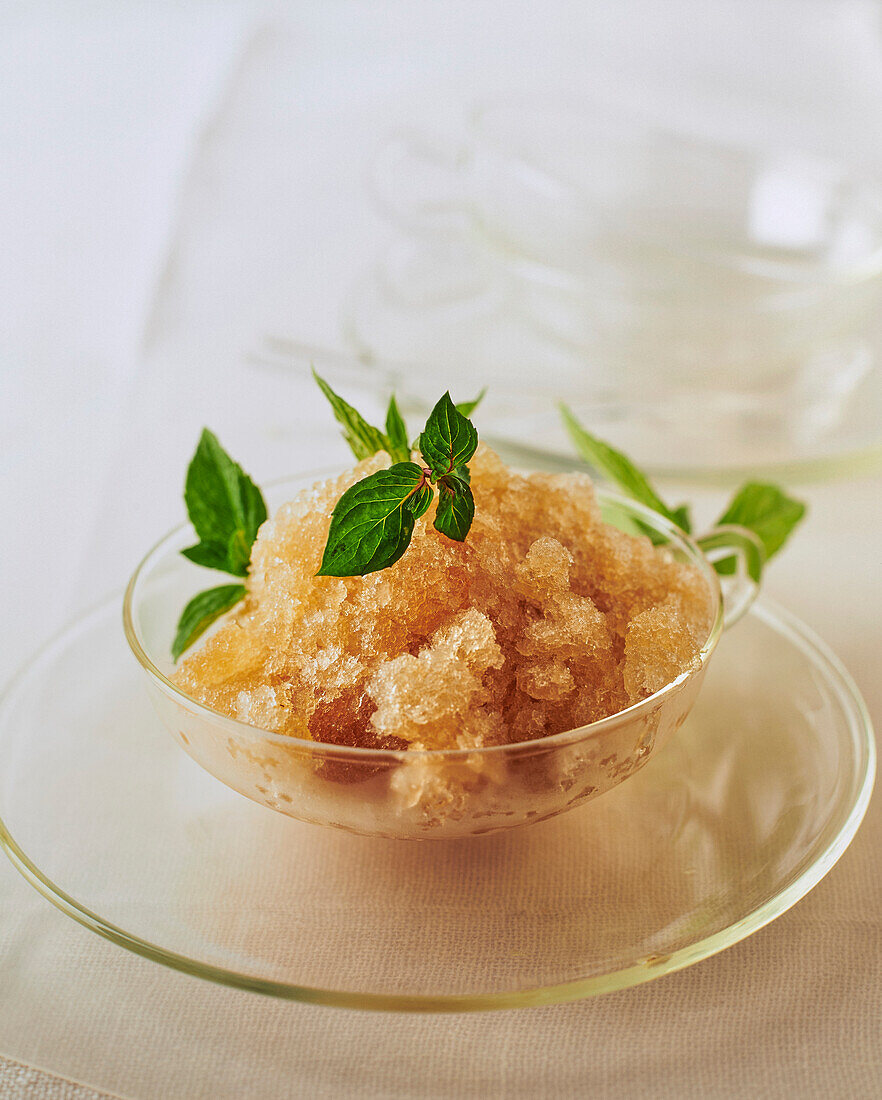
xmin=351 ymin=96 xmax=882 ymax=482
xmin=252 ymin=338 xmax=882 ymax=485
xmin=371 ymin=96 xmax=882 ymax=289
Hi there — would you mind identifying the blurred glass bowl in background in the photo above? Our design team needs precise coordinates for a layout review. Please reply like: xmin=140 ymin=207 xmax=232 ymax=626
xmin=338 ymin=99 xmax=882 ymax=482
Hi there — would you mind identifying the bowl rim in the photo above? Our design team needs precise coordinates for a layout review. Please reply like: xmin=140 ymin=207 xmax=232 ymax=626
xmin=123 ymin=470 xmax=724 ymax=761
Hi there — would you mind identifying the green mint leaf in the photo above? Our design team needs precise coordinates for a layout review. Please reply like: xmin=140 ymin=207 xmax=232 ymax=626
xmin=406 ymin=393 xmax=485 ymax=453
xmin=181 ymin=541 xmax=234 ymax=573
xmin=317 ymin=462 xmax=430 ymax=577
xmin=712 ymin=483 xmax=806 ymax=574
xmin=172 ymin=584 xmax=246 ymax=662
xmin=183 ymin=429 xmax=267 ymax=576
xmin=384 ymin=395 xmax=411 ymax=463
xmin=407 ymin=482 xmax=434 ymax=520
xmin=313 ymin=369 xmax=388 ymax=460
xmin=227 ymin=528 xmax=253 ymax=577
xmin=451 ymin=463 xmax=470 ymax=485
xmin=669 ymin=505 xmax=692 ymax=532
xmin=434 ymin=474 xmax=474 ymax=541
xmin=419 ymin=392 xmax=479 ymax=480
xmin=559 ymin=404 xmax=691 ymax=532
xmin=455 ymin=388 xmax=487 ymax=417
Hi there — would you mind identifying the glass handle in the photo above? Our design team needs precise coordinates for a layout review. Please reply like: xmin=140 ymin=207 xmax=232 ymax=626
xmin=368 ymin=131 xmax=474 ymax=231
xmin=696 ymin=525 xmax=765 ymax=630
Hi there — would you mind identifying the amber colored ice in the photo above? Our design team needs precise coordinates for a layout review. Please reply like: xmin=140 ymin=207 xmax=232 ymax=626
xmin=174 ymin=447 xmax=714 ymax=751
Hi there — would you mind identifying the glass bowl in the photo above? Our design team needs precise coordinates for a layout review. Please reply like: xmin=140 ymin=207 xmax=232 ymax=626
xmin=123 ymin=474 xmax=756 ymax=841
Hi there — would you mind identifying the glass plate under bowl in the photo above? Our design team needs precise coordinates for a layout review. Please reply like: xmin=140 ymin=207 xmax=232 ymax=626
xmin=0 ymin=596 xmax=873 ymax=1011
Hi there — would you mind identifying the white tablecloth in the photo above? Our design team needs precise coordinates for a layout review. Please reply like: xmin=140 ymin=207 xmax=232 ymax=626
xmin=2 ymin=3 xmax=881 ymax=1097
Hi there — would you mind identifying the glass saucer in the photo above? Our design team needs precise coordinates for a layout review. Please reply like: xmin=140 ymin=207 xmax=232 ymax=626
xmin=0 ymin=596 xmax=873 ymax=1012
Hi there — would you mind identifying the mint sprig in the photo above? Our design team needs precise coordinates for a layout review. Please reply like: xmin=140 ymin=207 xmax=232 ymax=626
xmin=560 ymin=404 xmax=690 ymax=532
xmin=318 ymin=387 xmax=482 ymax=576
xmin=713 ymin=482 xmax=807 ymax=576
xmin=317 ymin=463 xmax=431 ymax=577
xmin=314 ymin=370 xmax=484 ymax=466
xmin=560 ymin=404 xmax=806 ymax=580
xmin=182 ymin=429 xmax=267 ymax=577
xmin=173 ymin=430 xmax=267 ymax=660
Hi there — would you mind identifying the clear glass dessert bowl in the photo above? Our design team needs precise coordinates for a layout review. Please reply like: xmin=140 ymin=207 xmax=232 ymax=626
xmin=124 ymin=474 xmax=758 ymax=841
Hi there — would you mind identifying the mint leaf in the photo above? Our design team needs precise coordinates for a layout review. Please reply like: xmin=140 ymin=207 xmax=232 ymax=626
xmin=434 ymin=474 xmax=474 ymax=541
xmin=407 ymin=481 xmax=434 ymax=520
xmin=313 ymin=369 xmax=388 ymax=461
xmin=669 ymin=504 xmax=692 ymax=532
xmin=317 ymin=462 xmax=431 ymax=577
xmin=455 ymin=388 xmax=487 ymax=417
xmin=713 ymin=483 xmax=806 ymax=574
xmin=560 ymin=404 xmax=806 ymax=583
xmin=560 ymin=404 xmax=691 ymax=532
xmin=181 ymin=542 xmax=231 ymax=572
xmin=172 ymin=584 xmax=246 ymax=661
xmin=385 ymin=395 xmax=411 ymax=463
xmin=226 ymin=528 xmax=253 ymax=577
xmin=419 ymin=392 xmax=479 ymax=480
xmin=183 ymin=429 xmax=267 ymax=577
xmin=310 ymin=387 xmax=482 ymax=575
xmin=175 ymin=430 xmax=264 ymax=658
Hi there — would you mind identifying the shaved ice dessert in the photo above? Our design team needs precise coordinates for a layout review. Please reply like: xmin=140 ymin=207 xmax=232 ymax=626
xmin=173 ymin=445 xmax=715 ymax=753
xmin=130 ymin=385 xmax=802 ymax=835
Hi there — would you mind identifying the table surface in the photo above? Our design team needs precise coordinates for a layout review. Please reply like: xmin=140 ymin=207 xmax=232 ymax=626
xmin=2 ymin=3 xmax=882 ymax=1097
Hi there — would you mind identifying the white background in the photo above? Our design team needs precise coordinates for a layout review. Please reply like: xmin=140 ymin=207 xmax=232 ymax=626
xmin=2 ymin=3 xmax=882 ymax=1096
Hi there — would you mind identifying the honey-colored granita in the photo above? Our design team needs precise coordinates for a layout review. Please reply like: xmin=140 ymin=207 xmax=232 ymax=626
xmin=173 ymin=445 xmax=715 ymax=752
